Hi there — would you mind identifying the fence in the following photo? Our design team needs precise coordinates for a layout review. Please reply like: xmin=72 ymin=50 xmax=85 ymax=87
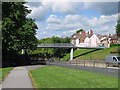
xmin=46 ymin=60 xmax=107 ymax=68
xmin=46 ymin=60 xmax=119 ymax=77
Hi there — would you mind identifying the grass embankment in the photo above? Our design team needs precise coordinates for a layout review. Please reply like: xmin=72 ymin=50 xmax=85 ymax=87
xmin=0 ymin=68 xmax=2 ymax=80
xmin=62 ymin=46 xmax=119 ymax=60
xmin=30 ymin=66 xmax=118 ymax=88
xmin=0 ymin=67 xmax=13 ymax=80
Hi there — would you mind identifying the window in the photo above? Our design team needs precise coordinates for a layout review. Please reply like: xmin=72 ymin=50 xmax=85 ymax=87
xmin=113 ymin=57 xmax=117 ymax=61
xmin=117 ymin=57 xmax=120 ymax=61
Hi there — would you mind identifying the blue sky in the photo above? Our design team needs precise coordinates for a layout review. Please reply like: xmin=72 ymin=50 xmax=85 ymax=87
xmin=26 ymin=0 xmax=119 ymax=39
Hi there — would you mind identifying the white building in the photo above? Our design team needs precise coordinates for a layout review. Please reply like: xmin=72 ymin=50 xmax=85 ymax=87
xmin=76 ymin=38 xmax=80 ymax=45
xmin=90 ymin=34 xmax=100 ymax=47
xmin=71 ymin=30 xmax=109 ymax=48
xmin=99 ymin=37 xmax=111 ymax=48
xmin=84 ymin=37 xmax=91 ymax=47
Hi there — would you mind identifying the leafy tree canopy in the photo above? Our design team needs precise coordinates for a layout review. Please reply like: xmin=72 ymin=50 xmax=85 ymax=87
xmin=30 ymin=36 xmax=71 ymax=59
xmin=2 ymin=2 xmax=38 ymax=54
xmin=116 ymin=20 xmax=120 ymax=37
xmin=76 ymin=29 xmax=83 ymax=33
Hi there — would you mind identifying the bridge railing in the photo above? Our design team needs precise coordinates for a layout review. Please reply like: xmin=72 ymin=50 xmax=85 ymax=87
xmin=38 ymin=43 xmax=75 ymax=47
xmin=37 ymin=43 xmax=106 ymax=48
xmin=75 ymin=43 xmax=105 ymax=47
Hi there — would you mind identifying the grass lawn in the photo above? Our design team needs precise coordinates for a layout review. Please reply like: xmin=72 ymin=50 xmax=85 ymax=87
xmin=0 ymin=68 xmax=2 ymax=80
xmin=0 ymin=67 xmax=13 ymax=80
xmin=30 ymin=66 xmax=118 ymax=88
xmin=62 ymin=46 xmax=119 ymax=60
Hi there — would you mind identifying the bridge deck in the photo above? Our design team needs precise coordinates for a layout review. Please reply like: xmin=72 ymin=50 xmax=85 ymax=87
xmin=37 ymin=43 xmax=105 ymax=49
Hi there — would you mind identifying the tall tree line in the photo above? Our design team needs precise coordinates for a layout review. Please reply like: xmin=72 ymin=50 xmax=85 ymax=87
xmin=30 ymin=36 xmax=71 ymax=60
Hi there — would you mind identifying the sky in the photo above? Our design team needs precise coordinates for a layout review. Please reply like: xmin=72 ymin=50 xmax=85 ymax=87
xmin=25 ymin=0 xmax=120 ymax=39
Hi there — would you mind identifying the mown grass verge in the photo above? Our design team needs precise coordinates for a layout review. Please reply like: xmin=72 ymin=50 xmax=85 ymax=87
xmin=30 ymin=66 xmax=118 ymax=88
xmin=61 ymin=46 xmax=119 ymax=61
xmin=0 ymin=67 xmax=13 ymax=81
xmin=0 ymin=68 xmax=2 ymax=80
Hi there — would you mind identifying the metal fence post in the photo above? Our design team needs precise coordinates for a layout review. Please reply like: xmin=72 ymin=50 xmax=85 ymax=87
xmin=70 ymin=61 xmax=71 ymax=68
xmin=105 ymin=61 xmax=107 ymax=72
xmin=76 ymin=60 xmax=77 ymax=69
xmin=93 ymin=61 xmax=95 ymax=68
xmin=84 ymin=61 xmax=85 ymax=67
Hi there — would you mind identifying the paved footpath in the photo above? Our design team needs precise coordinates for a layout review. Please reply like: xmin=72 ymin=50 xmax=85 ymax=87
xmin=2 ymin=67 xmax=34 ymax=89
xmin=0 ymin=83 xmax=2 ymax=90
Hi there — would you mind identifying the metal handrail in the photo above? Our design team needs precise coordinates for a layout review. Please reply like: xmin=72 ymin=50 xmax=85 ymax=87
xmin=37 ymin=43 xmax=106 ymax=48
xmin=38 ymin=43 xmax=75 ymax=47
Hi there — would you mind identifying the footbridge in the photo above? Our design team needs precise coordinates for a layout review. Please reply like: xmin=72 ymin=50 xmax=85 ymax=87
xmin=37 ymin=43 xmax=106 ymax=60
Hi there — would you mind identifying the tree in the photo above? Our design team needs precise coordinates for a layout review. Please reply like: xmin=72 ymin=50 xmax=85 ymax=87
xmin=30 ymin=37 xmax=71 ymax=60
xmin=76 ymin=29 xmax=83 ymax=33
xmin=2 ymin=2 xmax=38 ymax=63
xmin=116 ymin=20 xmax=120 ymax=37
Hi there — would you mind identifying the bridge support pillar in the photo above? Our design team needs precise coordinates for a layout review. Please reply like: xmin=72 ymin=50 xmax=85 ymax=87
xmin=70 ymin=48 xmax=73 ymax=60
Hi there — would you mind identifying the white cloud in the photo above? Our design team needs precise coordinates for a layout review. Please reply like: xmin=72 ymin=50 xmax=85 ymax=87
xmin=27 ymin=1 xmax=53 ymax=20
xmin=84 ymin=2 xmax=118 ymax=15
xmin=61 ymin=30 xmax=77 ymax=37
xmin=26 ymin=2 xmax=41 ymax=8
xmin=27 ymin=1 xmax=119 ymax=20
xmin=25 ymin=1 xmax=119 ymax=39
xmin=47 ymin=15 xmax=61 ymax=24
xmin=88 ymin=14 xmax=118 ymax=27
xmin=27 ymin=1 xmax=84 ymax=20
xmin=36 ymin=31 xmax=54 ymax=39
xmin=52 ymin=2 xmax=83 ymax=14
xmin=26 ymin=0 xmax=119 ymax=2
xmin=46 ymin=15 xmax=84 ymax=31
xmin=44 ymin=13 xmax=118 ymax=36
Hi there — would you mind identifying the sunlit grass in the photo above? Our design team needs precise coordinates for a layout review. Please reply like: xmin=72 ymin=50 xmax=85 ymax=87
xmin=62 ymin=46 xmax=119 ymax=60
xmin=0 ymin=67 xmax=13 ymax=80
xmin=30 ymin=66 xmax=118 ymax=88
xmin=0 ymin=68 xmax=2 ymax=80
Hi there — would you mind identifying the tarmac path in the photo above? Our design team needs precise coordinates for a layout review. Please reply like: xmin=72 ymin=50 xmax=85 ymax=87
xmin=2 ymin=65 xmax=45 ymax=89
xmin=2 ymin=67 xmax=34 ymax=89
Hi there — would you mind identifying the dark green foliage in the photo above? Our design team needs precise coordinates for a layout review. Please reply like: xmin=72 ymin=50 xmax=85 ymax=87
xmin=2 ymin=2 xmax=38 ymax=64
xmin=76 ymin=29 xmax=83 ymax=33
xmin=30 ymin=36 xmax=71 ymax=60
xmin=110 ymin=44 xmax=120 ymax=47
xmin=116 ymin=20 xmax=120 ymax=37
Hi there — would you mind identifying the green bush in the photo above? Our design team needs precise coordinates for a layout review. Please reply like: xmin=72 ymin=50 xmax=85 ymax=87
xmin=110 ymin=44 xmax=120 ymax=47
